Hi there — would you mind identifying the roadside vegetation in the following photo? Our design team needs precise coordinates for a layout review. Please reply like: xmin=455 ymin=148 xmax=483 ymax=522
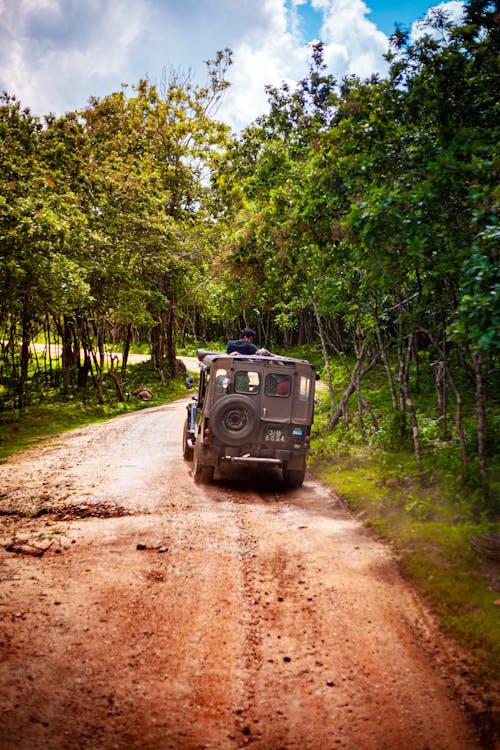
xmin=1 ymin=0 xmax=498 ymax=714
xmin=0 ymin=358 xmax=188 ymax=460
xmin=309 ymin=347 xmax=499 ymax=706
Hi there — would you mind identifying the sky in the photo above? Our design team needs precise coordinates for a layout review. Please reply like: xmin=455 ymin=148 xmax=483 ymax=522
xmin=0 ymin=0 xmax=465 ymax=131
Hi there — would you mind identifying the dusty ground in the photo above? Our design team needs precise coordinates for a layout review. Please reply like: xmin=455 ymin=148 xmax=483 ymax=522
xmin=0 ymin=395 xmax=494 ymax=749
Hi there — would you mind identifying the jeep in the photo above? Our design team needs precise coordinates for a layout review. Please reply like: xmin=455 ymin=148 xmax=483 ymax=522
xmin=182 ymin=350 xmax=317 ymax=487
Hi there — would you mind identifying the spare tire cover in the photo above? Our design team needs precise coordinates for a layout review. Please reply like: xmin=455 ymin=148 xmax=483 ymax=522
xmin=210 ymin=395 xmax=259 ymax=445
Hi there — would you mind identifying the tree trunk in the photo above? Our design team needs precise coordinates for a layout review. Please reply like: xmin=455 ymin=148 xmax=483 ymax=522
xmin=75 ymin=354 xmax=90 ymax=404
xmin=471 ymin=351 xmax=488 ymax=479
xmin=151 ymin=319 xmax=167 ymax=386
xmin=44 ymin=315 xmax=54 ymax=387
xmin=357 ymin=387 xmax=380 ymax=433
xmin=374 ymin=311 xmax=398 ymax=412
xmin=311 ymin=298 xmax=336 ymax=416
xmin=90 ymin=318 xmax=106 ymax=404
xmin=79 ymin=316 xmax=97 ymax=395
xmin=109 ymin=355 xmax=125 ymax=401
xmin=166 ymin=300 xmax=177 ymax=377
xmin=121 ymin=323 xmax=132 ymax=380
xmin=431 ymin=360 xmax=446 ymax=436
xmin=61 ymin=316 xmax=80 ymax=398
xmin=404 ymin=386 xmax=423 ymax=471
xmin=451 ymin=376 xmax=468 ymax=474
xmin=356 ymin=387 xmax=366 ymax=441
xmin=396 ymin=318 xmax=407 ymax=414
xmin=18 ymin=303 xmax=31 ymax=408
xmin=417 ymin=325 xmax=468 ymax=472
xmin=329 ymin=349 xmax=379 ymax=429
xmin=397 ymin=325 xmax=422 ymax=470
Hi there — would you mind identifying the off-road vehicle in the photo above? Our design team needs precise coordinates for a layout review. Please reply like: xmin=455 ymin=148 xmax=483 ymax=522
xmin=182 ymin=350 xmax=317 ymax=486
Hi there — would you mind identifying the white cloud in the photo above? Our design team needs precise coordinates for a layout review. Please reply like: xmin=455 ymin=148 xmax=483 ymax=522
xmin=0 ymin=0 xmax=394 ymax=129
xmin=218 ymin=0 xmax=313 ymax=130
xmin=219 ymin=0 xmax=390 ymax=129
xmin=0 ymin=0 xmax=149 ymax=115
xmin=319 ymin=0 xmax=389 ymax=78
xmin=220 ymin=41 xmax=308 ymax=131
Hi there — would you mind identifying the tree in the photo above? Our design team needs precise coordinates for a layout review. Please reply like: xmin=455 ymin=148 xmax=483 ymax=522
xmin=0 ymin=95 xmax=88 ymax=406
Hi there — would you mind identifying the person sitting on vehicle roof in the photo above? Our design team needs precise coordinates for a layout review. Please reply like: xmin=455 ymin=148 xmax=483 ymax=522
xmin=226 ymin=328 xmax=258 ymax=355
xmin=226 ymin=328 xmax=276 ymax=357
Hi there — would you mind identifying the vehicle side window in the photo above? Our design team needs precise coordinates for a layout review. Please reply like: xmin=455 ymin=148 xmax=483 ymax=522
xmin=265 ymin=373 xmax=291 ymax=397
xmin=299 ymin=375 xmax=311 ymax=401
xmin=234 ymin=370 xmax=260 ymax=394
xmin=198 ymin=370 xmax=207 ymax=406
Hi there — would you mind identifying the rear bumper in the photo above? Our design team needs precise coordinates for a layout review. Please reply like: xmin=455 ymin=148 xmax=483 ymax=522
xmin=222 ymin=456 xmax=283 ymax=465
xmin=199 ymin=443 xmax=307 ymax=469
xmin=221 ymin=449 xmax=305 ymax=470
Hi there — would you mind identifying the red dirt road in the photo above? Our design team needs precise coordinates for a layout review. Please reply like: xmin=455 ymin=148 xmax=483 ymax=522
xmin=0 ymin=397 xmax=486 ymax=749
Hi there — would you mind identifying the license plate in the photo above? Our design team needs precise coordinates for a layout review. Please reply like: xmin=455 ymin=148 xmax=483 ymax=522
xmin=264 ymin=428 xmax=287 ymax=442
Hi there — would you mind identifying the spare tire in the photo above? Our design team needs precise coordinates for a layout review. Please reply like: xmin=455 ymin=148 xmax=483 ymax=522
xmin=210 ymin=395 xmax=259 ymax=445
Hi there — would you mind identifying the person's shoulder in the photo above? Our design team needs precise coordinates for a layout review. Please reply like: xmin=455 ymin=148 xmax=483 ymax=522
xmin=227 ymin=340 xmax=257 ymax=355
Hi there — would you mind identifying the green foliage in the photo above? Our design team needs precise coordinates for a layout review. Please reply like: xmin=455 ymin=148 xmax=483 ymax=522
xmin=450 ymin=229 xmax=500 ymax=353
xmin=0 ymin=54 xmax=233 ymax=406
xmin=210 ymin=3 xmax=498 ymax=476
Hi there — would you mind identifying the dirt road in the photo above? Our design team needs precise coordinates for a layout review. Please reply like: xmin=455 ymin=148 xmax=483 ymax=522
xmin=0 ymin=397 xmax=486 ymax=749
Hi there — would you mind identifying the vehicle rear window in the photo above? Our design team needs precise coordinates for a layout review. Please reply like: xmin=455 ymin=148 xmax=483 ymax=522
xmin=265 ymin=373 xmax=291 ymax=397
xmin=214 ymin=368 xmax=229 ymax=395
xmin=234 ymin=370 xmax=260 ymax=394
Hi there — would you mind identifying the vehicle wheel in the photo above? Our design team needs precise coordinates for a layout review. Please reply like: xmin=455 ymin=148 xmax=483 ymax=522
xmin=182 ymin=418 xmax=194 ymax=461
xmin=283 ymin=460 xmax=306 ymax=488
xmin=210 ymin=395 xmax=259 ymax=445
xmin=193 ymin=439 xmax=214 ymax=484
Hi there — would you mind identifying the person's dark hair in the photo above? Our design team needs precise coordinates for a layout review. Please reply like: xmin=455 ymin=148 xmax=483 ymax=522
xmin=240 ymin=327 xmax=256 ymax=340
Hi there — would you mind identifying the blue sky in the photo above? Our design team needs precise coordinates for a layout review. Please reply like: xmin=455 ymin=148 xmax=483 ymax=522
xmin=0 ymin=0 xmax=464 ymax=131
xmin=297 ymin=0 xmax=438 ymax=38
xmin=367 ymin=2 xmax=433 ymax=33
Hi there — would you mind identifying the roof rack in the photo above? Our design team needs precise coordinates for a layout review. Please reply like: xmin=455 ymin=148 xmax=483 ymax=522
xmin=196 ymin=349 xmax=313 ymax=367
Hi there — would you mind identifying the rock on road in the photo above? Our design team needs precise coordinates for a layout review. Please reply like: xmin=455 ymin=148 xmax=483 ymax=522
xmin=0 ymin=397 xmax=482 ymax=749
